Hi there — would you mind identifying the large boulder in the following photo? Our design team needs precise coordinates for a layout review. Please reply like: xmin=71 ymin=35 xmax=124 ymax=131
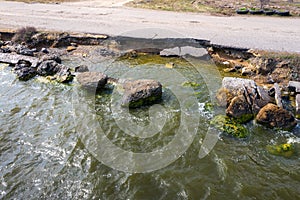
xmin=256 ymin=103 xmax=297 ymax=131
xmin=217 ymin=77 xmax=271 ymax=122
xmin=120 ymin=79 xmax=162 ymax=108
xmin=76 ymin=72 xmax=107 ymax=91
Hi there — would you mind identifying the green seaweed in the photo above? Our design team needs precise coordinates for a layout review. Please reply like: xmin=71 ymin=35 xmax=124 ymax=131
xmin=204 ymin=102 xmax=213 ymax=112
xmin=182 ymin=81 xmax=201 ymax=88
xmin=210 ymin=115 xmax=249 ymax=138
xmin=266 ymin=143 xmax=295 ymax=158
xmin=234 ymin=113 xmax=254 ymax=124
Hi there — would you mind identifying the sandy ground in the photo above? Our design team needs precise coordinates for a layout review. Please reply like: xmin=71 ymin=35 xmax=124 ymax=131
xmin=0 ymin=0 xmax=299 ymax=52
xmin=62 ymin=0 xmax=134 ymax=7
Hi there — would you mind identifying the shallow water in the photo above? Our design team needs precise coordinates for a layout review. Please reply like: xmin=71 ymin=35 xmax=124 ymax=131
xmin=0 ymin=47 xmax=300 ymax=199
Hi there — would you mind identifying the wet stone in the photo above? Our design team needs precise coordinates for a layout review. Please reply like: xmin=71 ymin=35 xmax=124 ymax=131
xmin=75 ymin=65 xmax=89 ymax=72
xmin=121 ymin=79 xmax=162 ymax=108
xmin=77 ymin=72 xmax=108 ymax=91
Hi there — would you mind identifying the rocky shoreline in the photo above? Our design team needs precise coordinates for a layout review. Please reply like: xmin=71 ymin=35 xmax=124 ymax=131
xmin=0 ymin=28 xmax=299 ymax=149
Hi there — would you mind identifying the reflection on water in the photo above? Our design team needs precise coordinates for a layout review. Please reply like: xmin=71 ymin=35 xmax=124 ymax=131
xmin=0 ymin=47 xmax=299 ymax=199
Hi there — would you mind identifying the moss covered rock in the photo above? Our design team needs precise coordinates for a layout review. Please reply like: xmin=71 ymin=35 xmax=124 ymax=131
xmin=210 ymin=115 xmax=249 ymax=138
xmin=256 ymin=103 xmax=297 ymax=131
xmin=266 ymin=143 xmax=295 ymax=158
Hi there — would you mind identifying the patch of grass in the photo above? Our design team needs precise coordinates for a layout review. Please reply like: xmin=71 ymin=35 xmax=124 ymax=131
xmin=127 ymin=0 xmax=300 ymax=16
xmin=127 ymin=0 xmax=225 ymax=15
xmin=259 ymin=51 xmax=300 ymax=60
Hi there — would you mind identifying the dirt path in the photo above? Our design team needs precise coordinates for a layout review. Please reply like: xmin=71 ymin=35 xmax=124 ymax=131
xmin=0 ymin=0 xmax=299 ymax=52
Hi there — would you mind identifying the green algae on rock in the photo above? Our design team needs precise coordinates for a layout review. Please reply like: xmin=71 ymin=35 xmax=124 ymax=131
xmin=266 ymin=143 xmax=295 ymax=158
xmin=182 ymin=81 xmax=201 ymax=88
xmin=210 ymin=115 xmax=249 ymax=138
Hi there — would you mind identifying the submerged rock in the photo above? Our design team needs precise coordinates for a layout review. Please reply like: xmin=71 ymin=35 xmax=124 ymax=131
xmin=256 ymin=103 xmax=297 ymax=130
xmin=77 ymin=72 xmax=108 ymax=91
xmin=120 ymin=79 xmax=162 ymax=108
xmin=266 ymin=143 xmax=295 ymax=158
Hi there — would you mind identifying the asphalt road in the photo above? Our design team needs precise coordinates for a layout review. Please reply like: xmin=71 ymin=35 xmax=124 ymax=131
xmin=0 ymin=0 xmax=299 ymax=52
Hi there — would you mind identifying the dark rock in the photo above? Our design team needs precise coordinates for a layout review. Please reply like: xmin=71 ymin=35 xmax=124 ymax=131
xmin=40 ymin=54 xmax=62 ymax=64
xmin=234 ymin=65 xmax=243 ymax=70
xmin=14 ymin=67 xmax=37 ymax=81
xmin=256 ymin=103 xmax=297 ymax=130
xmin=13 ymin=60 xmax=37 ymax=81
xmin=75 ymin=65 xmax=89 ymax=72
xmin=15 ymin=59 xmax=32 ymax=69
xmin=0 ymin=47 xmax=11 ymax=53
xmin=77 ymin=72 xmax=107 ymax=90
xmin=120 ymin=79 xmax=162 ymax=108
xmin=1 ymin=44 xmax=16 ymax=53
xmin=226 ymin=95 xmax=253 ymax=123
xmin=54 ymin=65 xmax=73 ymax=83
xmin=268 ymin=87 xmax=275 ymax=97
xmin=41 ymin=48 xmax=49 ymax=54
xmin=37 ymin=60 xmax=60 ymax=76
xmin=0 ymin=52 xmax=39 ymax=67
xmin=288 ymin=81 xmax=300 ymax=93
xmin=16 ymin=45 xmax=36 ymax=56
xmin=254 ymin=58 xmax=276 ymax=75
